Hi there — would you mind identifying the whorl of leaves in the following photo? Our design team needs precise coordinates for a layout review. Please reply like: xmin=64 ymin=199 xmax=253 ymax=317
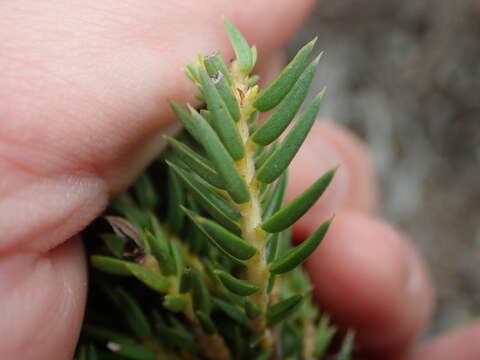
xmin=77 ymin=19 xmax=354 ymax=360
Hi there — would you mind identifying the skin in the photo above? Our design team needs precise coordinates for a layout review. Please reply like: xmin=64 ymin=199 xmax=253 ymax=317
xmin=0 ymin=1 xmax=478 ymax=359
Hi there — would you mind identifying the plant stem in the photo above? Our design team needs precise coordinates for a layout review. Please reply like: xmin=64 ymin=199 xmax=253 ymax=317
xmin=169 ymin=237 xmax=232 ymax=360
xmin=231 ymin=67 xmax=272 ymax=348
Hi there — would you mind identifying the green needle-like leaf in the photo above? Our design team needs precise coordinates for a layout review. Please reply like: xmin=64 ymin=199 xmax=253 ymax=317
xmin=190 ymin=269 xmax=212 ymax=313
xmin=266 ymin=274 xmax=277 ymax=294
xmin=106 ymin=340 xmax=156 ymax=360
xmin=262 ymin=171 xmax=288 ymax=220
xmin=100 ymin=233 xmax=125 ymax=258
xmin=163 ymin=295 xmax=186 ymax=312
xmin=214 ymin=73 xmax=241 ymax=122
xmin=266 ymin=295 xmax=304 ymax=326
xmin=251 ymin=56 xmax=321 ymax=146
xmin=262 ymin=168 xmax=335 ymax=233
xmin=223 ymin=18 xmax=253 ymax=74
xmin=91 ymin=255 xmax=132 ymax=276
xmin=197 ymin=70 xmax=244 ymax=159
xmin=165 ymin=136 xmax=225 ymax=189
xmin=133 ymin=173 xmax=158 ymax=210
xmin=184 ymin=196 xmax=210 ymax=254
xmin=167 ymin=166 xmax=185 ymax=233
xmin=253 ymin=39 xmax=317 ymax=112
xmin=245 ymin=299 xmax=261 ymax=320
xmin=185 ymin=63 xmax=200 ymax=83
xmin=257 ymin=90 xmax=325 ymax=183
xmin=156 ymin=331 xmax=198 ymax=356
xmin=212 ymin=298 xmax=247 ymax=325
xmin=125 ymin=263 xmax=170 ymax=293
xmin=169 ymin=241 xmax=184 ymax=276
xmin=269 ymin=218 xmax=331 ymax=274
xmin=196 ymin=311 xmax=217 ymax=335
xmin=82 ymin=325 xmax=133 ymax=343
xmin=336 ymin=331 xmax=355 ymax=360
xmin=314 ymin=315 xmax=337 ymax=358
xmin=147 ymin=215 xmax=176 ymax=275
xmin=183 ymin=207 xmax=256 ymax=261
xmin=167 ymin=161 xmax=241 ymax=232
xmin=204 ymin=51 xmax=233 ymax=85
xmin=265 ymin=233 xmax=280 ymax=264
xmin=248 ymin=111 xmax=259 ymax=135
xmin=182 ymin=106 xmax=249 ymax=203
xmin=111 ymin=289 xmax=152 ymax=340
xmin=255 ymin=142 xmax=279 ymax=170
xmin=179 ymin=267 xmax=192 ymax=293
xmin=78 ymin=345 xmax=98 ymax=360
xmin=216 ymin=270 xmax=260 ymax=296
xmin=200 ymin=109 xmax=211 ymax=123
xmin=169 ymin=102 xmax=202 ymax=145
xmin=251 ymin=46 xmax=258 ymax=70
xmin=203 ymin=56 xmax=241 ymax=121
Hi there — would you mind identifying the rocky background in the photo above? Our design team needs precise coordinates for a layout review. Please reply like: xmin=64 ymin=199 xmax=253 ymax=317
xmin=289 ymin=0 xmax=480 ymax=332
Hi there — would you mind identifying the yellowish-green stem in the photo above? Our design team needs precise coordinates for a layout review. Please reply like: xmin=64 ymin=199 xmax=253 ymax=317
xmin=231 ymin=64 xmax=272 ymax=348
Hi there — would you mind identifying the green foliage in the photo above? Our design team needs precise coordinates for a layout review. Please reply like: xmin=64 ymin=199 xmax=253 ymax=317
xmin=183 ymin=207 xmax=256 ymax=261
xmin=257 ymin=89 xmax=325 ymax=184
xmin=223 ymin=18 xmax=256 ymax=74
xmin=216 ymin=270 xmax=260 ymax=296
xmin=253 ymin=38 xmax=317 ymax=112
xmin=262 ymin=168 xmax=336 ymax=233
xmin=78 ymin=19 xmax=354 ymax=360
xmin=267 ymin=294 xmax=304 ymax=326
xmin=251 ymin=56 xmax=321 ymax=146
xmin=269 ymin=218 xmax=331 ymax=274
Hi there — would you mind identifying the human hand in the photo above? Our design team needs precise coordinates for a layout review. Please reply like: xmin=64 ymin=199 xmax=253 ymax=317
xmin=0 ymin=1 xmax=478 ymax=359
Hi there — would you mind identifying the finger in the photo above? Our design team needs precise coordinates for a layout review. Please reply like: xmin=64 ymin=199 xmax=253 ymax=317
xmin=304 ymin=211 xmax=434 ymax=356
xmin=396 ymin=322 xmax=480 ymax=360
xmin=288 ymin=120 xmax=377 ymax=240
xmin=0 ymin=237 xmax=86 ymax=360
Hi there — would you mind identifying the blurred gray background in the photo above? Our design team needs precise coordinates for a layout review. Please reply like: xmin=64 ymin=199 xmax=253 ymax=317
xmin=288 ymin=0 xmax=480 ymax=332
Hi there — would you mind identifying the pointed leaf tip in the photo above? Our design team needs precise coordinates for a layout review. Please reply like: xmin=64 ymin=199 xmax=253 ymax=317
xmin=165 ymin=136 xmax=226 ymax=189
xmin=166 ymin=161 xmax=241 ymax=232
xmin=269 ymin=218 xmax=332 ymax=274
xmin=163 ymin=295 xmax=186 ymax=312
xmin=257 ymin=90 xmax=325 ymax=184
xmin=251 ymin=56 xmax=321 ymax=146
xmin=182 ymin=206 xmax=256 ymax=261
xmin=197 ymin=69 xmax=244 ymax=160
xmin=196 ymin=311 xmax=217 ymax=335
xmin=90 ymin=256 xmax=132 ymax=276
xmin=262 ymin=168 xmax=336 ymax=233
xmin=183 ymin=108 xmax=250 ymax=204
xmin=223 ymin=18 xmax=254 ymax=74
xmin=253 ymin=38 xmax=318 ymax=112
xmin=266 ymin=294 xmax=304 ymax=326
xmin=216 ymin=270 xmax=260 ymax=296
xmin=125 ymin=263 xmax=170 ymax=293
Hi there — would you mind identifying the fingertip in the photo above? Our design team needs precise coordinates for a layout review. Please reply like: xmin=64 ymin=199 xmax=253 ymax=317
xmin=305 ymin=211 xmax=434 ymax=354
xmin=403 ymin=322 xmax=480 ymax=360
xmin=288 ymin=121 xmax=377 ymax=238
xmin=0 ymin=237 xmax=87 ymax=359
xmin=317 ymin=122 xmax=377 ymax=213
